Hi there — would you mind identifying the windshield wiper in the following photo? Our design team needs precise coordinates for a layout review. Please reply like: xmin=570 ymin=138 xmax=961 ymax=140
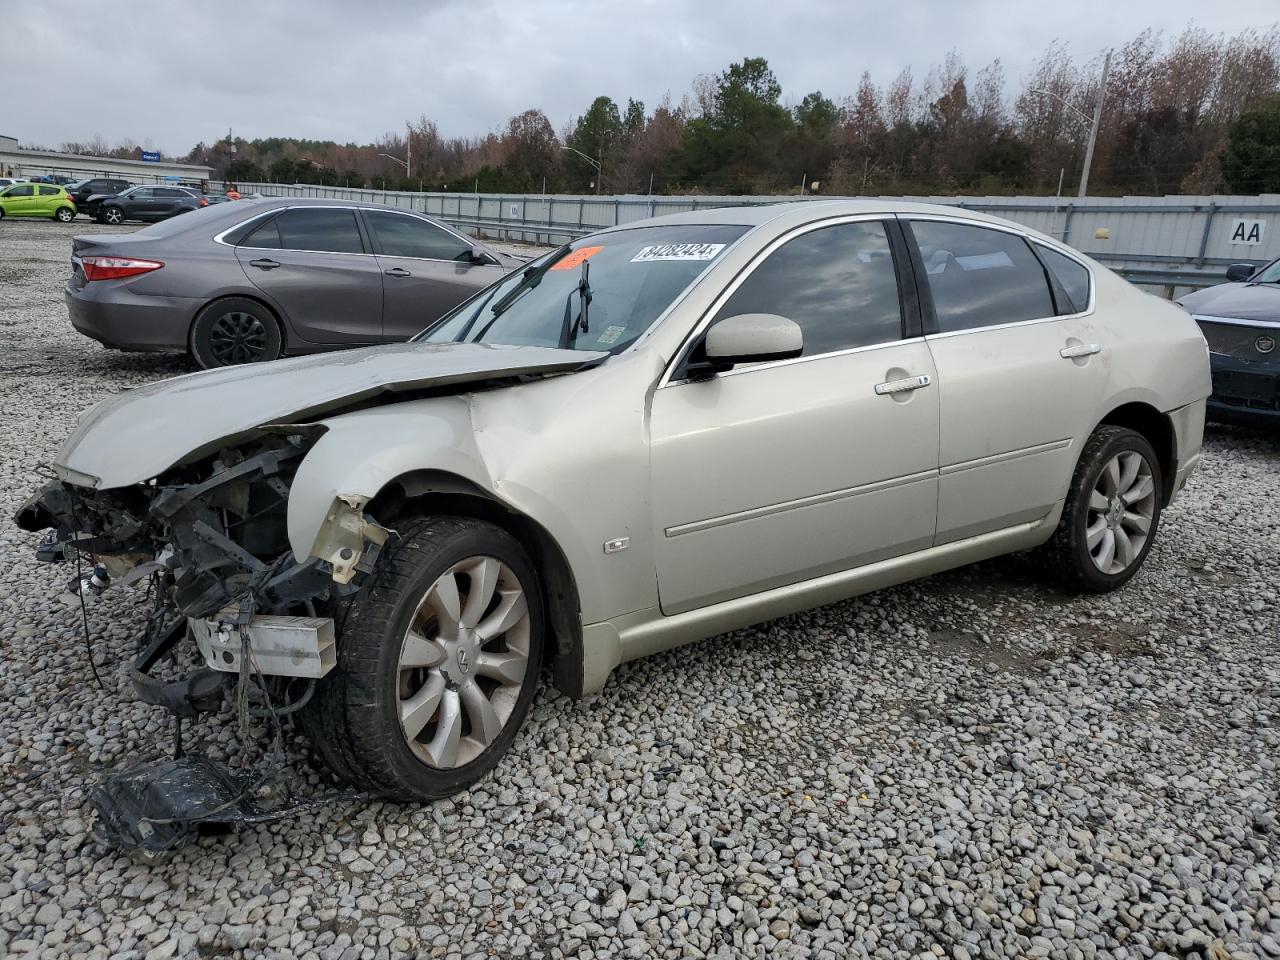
xmin=457 ymin=244 xmax=571 ymax=343
xmin=558 ymin=259 xmax=592 ymax=349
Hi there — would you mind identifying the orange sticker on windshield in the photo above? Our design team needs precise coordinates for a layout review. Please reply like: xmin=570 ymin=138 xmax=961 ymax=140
xmin=550 ymin=245 xmax=604 ymax=270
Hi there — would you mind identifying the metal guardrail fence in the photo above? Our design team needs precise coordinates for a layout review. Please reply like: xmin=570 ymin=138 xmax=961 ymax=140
xmin=220 ymin=183 xmax=1280 ymax=294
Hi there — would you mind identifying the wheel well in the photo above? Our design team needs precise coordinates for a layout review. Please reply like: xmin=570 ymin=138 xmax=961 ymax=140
xmin=190 ymin=294 xmax=288 ymax=352
xmin=1097 ymin=402 xmax=1176 ymax=504
xmin=365 ymin=470 xmax=586 ymax=698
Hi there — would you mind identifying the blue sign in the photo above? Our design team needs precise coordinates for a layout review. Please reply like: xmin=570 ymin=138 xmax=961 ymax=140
xmin=141 ymin=151 xmax=161 ymax=162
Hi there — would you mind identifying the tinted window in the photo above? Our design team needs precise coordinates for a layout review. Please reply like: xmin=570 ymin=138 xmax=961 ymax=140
xmin=157 ymin=188 xmax=187 ymax=197
xmin=711 ymin=220 xmax=903 ymax=358
xmin=911 ymin=221 xmax=1054 ymax=333
xmin=1036 ymin=245 xmax=1091 ymax=313
xmin=270 ymin=208 xmax=364 ymax=253
xmin=241 ymin=217 xmax=282 ymax=248
xmin=7 ymin=185 xmax=35 ymax=197
xmin=130 ymin=188 xmax=155 ymax=199
xmin=38 ymin=185 xmax=59 ymax=196
xmin=365 ymin=210 xmax=471 ymax=260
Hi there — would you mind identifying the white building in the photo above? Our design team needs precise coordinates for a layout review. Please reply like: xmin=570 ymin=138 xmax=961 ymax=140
xmin=0 ymin=135 xmax=214 ymax=184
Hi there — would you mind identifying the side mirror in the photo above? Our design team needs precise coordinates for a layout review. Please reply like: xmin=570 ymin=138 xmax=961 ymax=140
xmin=1226 ymin=263 xmax=1255 ymax=282
xmin=470 ymin=243 xmax=489 ymax=264
xmin=698 ymin=313 xmax=803 ymax=372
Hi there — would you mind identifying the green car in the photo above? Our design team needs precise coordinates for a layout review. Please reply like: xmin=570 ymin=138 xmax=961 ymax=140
xmin=0 ymin=183 xmax=77 ymax=222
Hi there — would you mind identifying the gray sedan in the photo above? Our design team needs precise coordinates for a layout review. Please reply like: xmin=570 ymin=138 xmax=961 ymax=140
xmin=65 ymin=198 xmax=520 ymax=367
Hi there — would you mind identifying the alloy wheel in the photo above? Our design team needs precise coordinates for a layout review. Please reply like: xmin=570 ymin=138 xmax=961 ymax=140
xmin=208 ymin=311 xmax=269 ymax=364
xmin=1085 ymin=451 xmax=1156 ymax=575
xmin=397 ymin=556 xmax=531 ymax=769
xmin=104 ymin=207 xmax=124 ymax=224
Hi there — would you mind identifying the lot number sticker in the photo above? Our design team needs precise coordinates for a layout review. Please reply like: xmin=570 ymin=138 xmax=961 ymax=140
xmin=631 ymin=243 xmax=726 ymax=262
xmin=1229 ymin=219 xmax=1266 ymax=245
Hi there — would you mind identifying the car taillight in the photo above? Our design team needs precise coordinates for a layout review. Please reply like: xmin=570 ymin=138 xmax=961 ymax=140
xmin=199 ymin=197 xmax=209 ymax=206
xmin=79 ymin=257 xmax=165 ymax=282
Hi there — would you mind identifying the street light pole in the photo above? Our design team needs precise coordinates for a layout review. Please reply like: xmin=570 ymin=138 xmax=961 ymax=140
xmin=405 ymin=123 xmax=412 ymax=180
xmin=1077 ymin=50 xmax=1110 ymax=198
xmin=561 ymin=145 xmax=602 ymax=194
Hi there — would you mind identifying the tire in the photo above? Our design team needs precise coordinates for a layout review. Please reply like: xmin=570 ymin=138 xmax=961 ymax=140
xmin=101 ymin=206 xmax=125 ymax=225
xmin=302 ymin=517 xmax=545 ymax=800
xmin=55 ymin=206 xmax=74 ymax=223
xmin=0 ymin=208 xmax=5 ymax=221
xmin=189 ymin=297 xmax=284 ymax=368
xmin=1036 ymin=425 xmax=1163 ymax=592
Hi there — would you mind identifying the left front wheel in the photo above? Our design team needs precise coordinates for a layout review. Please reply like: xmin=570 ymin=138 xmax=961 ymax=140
xmin=303 ymin=517 xmax=545 ymax=800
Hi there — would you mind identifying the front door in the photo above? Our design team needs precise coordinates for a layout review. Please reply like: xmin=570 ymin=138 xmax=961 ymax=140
xmin=4 ymin=183 xmax=37 ymax=216
xmin=361 ymin=208 xmax=506 ymax=340
xmin=649 ymin=218 xmax=940 ymax=614
xmin=905 ymin=218 xmax=1108 ymax=543
xmin=234 ymin=206 xmax=384 ymax=344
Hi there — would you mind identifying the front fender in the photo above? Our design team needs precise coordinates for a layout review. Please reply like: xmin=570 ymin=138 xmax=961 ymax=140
xmin=286 ymin=395 xmax=493 ymax=563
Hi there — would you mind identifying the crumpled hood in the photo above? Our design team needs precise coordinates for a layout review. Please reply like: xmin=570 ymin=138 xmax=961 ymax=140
xmin=55 ymin=342 xmax=606 ymax=489
xmin=1178 ymin=282 xmax=1280 ymax=323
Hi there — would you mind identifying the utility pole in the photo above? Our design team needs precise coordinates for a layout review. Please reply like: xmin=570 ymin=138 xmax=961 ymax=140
xmin=406 ymin=122 xmax=412 ymax=179
xmin=1078 ymin=50 xmax=1110 ymax=199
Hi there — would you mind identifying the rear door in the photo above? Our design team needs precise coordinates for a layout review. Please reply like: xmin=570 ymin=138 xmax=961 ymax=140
xmin=905 ymin=217 xmax=1107 ymax=543
xmin=361 ymin=208 xmax=506 ymax=340
xmin=233 ymin=206 xmax=383 ymax=344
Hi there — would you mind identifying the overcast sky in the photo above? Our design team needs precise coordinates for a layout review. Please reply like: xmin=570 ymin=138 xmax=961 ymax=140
xmin=11 ymin=0 xmax=1278 ymax=156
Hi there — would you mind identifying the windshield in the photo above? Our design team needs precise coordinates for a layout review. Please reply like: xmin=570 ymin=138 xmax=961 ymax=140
xmin=419 ymin=224 xmax=748 ymax=352
xmin=1253 ymin=258 xmax=1280 ymax=283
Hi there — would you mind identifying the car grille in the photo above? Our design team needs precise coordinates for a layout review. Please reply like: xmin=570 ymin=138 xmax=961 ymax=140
xmin=1196 ymin=318 xmax=1279 ymax=362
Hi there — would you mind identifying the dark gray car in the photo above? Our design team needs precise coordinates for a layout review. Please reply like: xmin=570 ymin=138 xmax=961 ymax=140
xmin=66 ymin=198 xmax=520 ymax=367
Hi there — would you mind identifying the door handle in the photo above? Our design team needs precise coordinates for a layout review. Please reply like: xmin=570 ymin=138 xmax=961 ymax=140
xmin=249 ymin=258 xmax=280 ymax=270
xmin=874 ymin=374 xmax=932 ymax=395
xmin=383 ymin=267 xmax=411 ymax=278
xmin=1060 ymin=342 xmax=1101 ymax=359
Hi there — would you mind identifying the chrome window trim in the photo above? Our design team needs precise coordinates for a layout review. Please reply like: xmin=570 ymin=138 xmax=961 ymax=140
xmin=1192 ymin=313 xmax=1280 ymax=330
xmin=212 ymin=203 xmax=491 ymax=263
xmin=901 ymin=213 xmax=1097 ymax=339
xmin=657 ymin=213 xmax=904 ymax=389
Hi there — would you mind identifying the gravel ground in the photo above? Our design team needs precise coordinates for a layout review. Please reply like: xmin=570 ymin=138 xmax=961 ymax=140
xmin=1 ymin=218 xmax=1278 ymax=960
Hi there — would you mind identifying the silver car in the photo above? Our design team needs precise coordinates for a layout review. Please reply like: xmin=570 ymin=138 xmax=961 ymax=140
xmin=64 ymin=197 xmax=520 ymax=367
xmin=20 ymin=199 xmax=1210 ymax=811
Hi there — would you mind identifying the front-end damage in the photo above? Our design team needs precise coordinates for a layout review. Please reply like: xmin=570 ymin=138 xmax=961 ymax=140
xmin=17 ymin=426 xmax=390 ymax=856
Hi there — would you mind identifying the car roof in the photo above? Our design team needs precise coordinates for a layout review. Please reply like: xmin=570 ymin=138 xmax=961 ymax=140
xmin=604 ymin=197 xmax=1066 ymax=249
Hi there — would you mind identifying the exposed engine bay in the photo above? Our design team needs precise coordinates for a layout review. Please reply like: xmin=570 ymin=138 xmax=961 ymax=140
xmin=16 ymin=427 xmax=388 ymax=856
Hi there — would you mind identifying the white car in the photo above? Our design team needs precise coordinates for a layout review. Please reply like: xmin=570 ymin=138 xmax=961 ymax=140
xmin=21 ymin=200 xmax=1210 ymax=814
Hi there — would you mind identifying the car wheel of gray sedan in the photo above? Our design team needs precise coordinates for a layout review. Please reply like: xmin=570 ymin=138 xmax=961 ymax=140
xmin=1037 ymin=425 xmax=1163 ymax=593
xmin=302 ymin=517 xmax=544 ymax=799
xmin=102 ymin=206 xmax=125 ymax=225
xmin=189 ymin=297 xmax=284 ymax=368
xmin=55 ymin=207 xmax=74 ymax=223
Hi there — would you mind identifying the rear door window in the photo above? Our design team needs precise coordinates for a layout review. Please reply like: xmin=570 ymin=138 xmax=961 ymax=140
xmin=272 ymin=207 xmax=365 ymax=254
xmin=38 ymin=185 xmax=59 ymax=196
xmin=1035 ymin=244 xmax=1092 ymax=314
xmin=909 ymin=220 xmax=1055 ymax=333
xmin=364 ymin=210 xmax=472 ymax=260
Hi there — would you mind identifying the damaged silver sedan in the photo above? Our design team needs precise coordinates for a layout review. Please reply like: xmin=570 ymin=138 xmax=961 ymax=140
xmin=19 ymin=200 xmax=1210 ymax=838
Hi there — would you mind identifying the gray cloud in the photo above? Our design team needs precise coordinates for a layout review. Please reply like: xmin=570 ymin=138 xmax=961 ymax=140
xmin=11 ymin=0 xmax=1278 ymax=155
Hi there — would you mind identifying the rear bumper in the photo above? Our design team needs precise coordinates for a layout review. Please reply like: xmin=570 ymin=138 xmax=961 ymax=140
xmin=66 ymin=284 xmax=201 ymax=353
xmin=1167 ymin=398 xmax=1207 ymax=504
xmin=1207 ymin=353 xmax=1280 ymax=424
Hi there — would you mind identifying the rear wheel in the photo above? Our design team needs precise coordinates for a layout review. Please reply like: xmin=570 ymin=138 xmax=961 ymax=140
xmin=101 ymin=206 xmax=124 ymax=225
xmin=55 ymin=206 xmax=74 ymax=223
xmin=1037 ymin=426 xmax=1162 ymax=592
xmin=302 ymin=517 xmax=544 ymax=799
xmin=189 ymin=297 xmax=283 ymax=368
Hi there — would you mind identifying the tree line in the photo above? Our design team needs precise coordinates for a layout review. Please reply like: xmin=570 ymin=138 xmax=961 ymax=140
xmin=51 ymin=25 xmax=1280 ymax=196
